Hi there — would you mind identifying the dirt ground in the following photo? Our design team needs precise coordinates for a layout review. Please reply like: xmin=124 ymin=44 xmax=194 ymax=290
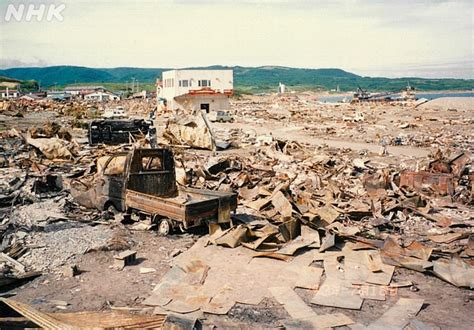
xmin=6 ymin=229 xmax=473 ymax=329
xmin=1 ymin=94 xmax=473 ymax=329
xmin=6 ymin=230 xmax=198 ymax=312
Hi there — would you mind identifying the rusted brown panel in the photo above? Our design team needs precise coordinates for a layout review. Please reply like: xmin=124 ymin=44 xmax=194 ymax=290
xmin=182 ymin=187 xmax=237 ymax=224
xmin=185 ymin=199 xmax=220 ymax=226
xmin=399 ymin=171 xmax=454 ymax=195
xmin=428 ymin=159 xmax=451 ymax=173
xmin=182 ymin=187 xmax=238 ymax=211
xmin=126 ymin=188 xmax=236 ymax=229
xmin=126 ymin=190 xmax=186 ymax=220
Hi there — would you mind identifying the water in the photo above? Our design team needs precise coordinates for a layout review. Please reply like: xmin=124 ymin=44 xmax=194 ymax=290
xmin=415 ymin=92 xmax=474 ymax=100
xmin=318 ymin=92 xmax=474 ymax=103
xmin=318 ymin=95 xmax=352 ymax=103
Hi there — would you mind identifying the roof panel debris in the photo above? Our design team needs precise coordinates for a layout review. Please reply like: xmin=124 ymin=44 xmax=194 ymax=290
xmin=0 ymin=94 xmax=473 ymax=328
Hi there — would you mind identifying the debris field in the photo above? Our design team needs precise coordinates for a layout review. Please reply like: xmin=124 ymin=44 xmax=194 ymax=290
xmin=0 ymin=94 xmax=473 ymax=329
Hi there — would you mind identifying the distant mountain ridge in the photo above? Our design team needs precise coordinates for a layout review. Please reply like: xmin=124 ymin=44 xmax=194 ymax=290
xmin=0 ymin=65 xmax=472 ymax=92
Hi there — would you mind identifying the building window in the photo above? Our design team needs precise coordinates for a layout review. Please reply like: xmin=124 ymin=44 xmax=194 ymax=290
xmin=198 ymin=80 xmax=211 ymax=87
xmin=179 ymin=80 xmax=189 ymax=87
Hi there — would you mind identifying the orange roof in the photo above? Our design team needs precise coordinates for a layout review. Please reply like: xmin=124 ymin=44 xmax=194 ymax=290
xmin=177 ymin=88 xmax=233 ymax=97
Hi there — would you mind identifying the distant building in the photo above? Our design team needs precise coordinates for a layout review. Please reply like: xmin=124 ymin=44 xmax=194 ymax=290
xmin=84 ymin=90 xmax=120 ymax=101
xmin=278 ymin=82 xmax=286 ymax=94
xmin=64 ymin=85 xmax=108 ymax=99
xmin=157 ymin=69 xmax=233 ymax=113
xmin=0 ymin=89 xmax=19 ymax=99
xmin=64 ymin=85 xmax=105 ymax=96
xmin=401 ymin=83 xmax=416 ymax=101
xmin=130 ymin=90 xmax=147 ymax=99
xmin=20 ymin=93 xmax=42 ymax=101
xmin=47 ymin=91 xmax=71 ymax=101
xmin=0 ymin=81 xmax=21 ymax=89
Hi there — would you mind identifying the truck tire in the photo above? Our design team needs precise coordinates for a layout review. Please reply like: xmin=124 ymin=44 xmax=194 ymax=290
xmin=158 ymin=218 xmax=171 ymax=236
xmin=107 ymin=204 xmax=119 ymax=214
xmin=103 ymin=203 xmax=119 ymax=220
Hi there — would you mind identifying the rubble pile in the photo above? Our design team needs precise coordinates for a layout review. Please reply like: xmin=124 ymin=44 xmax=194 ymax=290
xmin=0 ymin=99 xmax=93 ymax=118
xmin=144 ymin=136 xmax=473 ymax=326
xmin=230 ymin=94 xmax=474 ymax=151
xmin=175 ymin=136 xmax=473 ymax=275
xmin=0 ymin=94 xmax=472 ymax=328
xmin=0 ymin=121 xmax=118 ymax=286
xmin=163 ymin=111 xmax=216 ymax=150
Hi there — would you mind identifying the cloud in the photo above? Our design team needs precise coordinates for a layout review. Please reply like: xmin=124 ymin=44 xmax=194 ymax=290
xmin=0 ymin=0 xmax=472 ymax=78
xmin=0 ymin=57 xmax=50 ymax=69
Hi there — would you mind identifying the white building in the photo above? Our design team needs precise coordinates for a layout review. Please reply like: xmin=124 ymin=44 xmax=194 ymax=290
xmin=84 ymin=91 xmax=120 ymax=102
xmin=278 ymin=82 xmax=286 ymax=94
xmin=20 ymin=93 xmax=41 ymax=101
xmin=157 ymin=69 xmax=233 ymax=113
xmin=64 ymin=85 xmax=105 ymax=97
xmin=0 ymin=88 xmax=19 ymax=99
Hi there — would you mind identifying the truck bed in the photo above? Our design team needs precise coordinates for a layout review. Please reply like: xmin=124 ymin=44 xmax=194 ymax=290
xmin=125 ymin=187 xmax=237 ymax=229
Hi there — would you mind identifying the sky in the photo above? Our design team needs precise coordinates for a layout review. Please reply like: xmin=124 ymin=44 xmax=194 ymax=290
xmin=0 ymin=0 xmax=473 ymax=78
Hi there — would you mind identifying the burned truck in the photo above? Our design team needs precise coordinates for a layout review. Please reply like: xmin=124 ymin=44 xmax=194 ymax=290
xmin=88 ymin=119 xmax=151 ymax=145
xmin=70 ymin=148 xmax=237 ymax=235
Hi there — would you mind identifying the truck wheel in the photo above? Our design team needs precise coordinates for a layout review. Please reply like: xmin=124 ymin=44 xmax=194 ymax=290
xmin=103 ymin=204 xmax=119 ymax=220
xmin=158 ymin=219 xmax=171 ymax=236
xmin=107 ymin=204 xmax=119 ymax=215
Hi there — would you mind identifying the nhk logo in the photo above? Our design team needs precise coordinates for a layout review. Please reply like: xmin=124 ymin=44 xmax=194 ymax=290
xmin=4 ymin=3 xmax=66 ymax=22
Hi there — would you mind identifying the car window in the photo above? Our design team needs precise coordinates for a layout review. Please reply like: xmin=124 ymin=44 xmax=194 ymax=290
xmin=103 ymin=155 xmax=127 ymax=175
xmin=141 ymin=156 xmax=163 ymax=171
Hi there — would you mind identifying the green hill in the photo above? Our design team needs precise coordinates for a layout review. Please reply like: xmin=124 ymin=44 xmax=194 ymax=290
xmin=0 ymin=75 xmax=38 ymax=91
xmin=0 ymin=75 xmax=22 ymax=83
xmin=0 ymin=65 xmax=471 ymax=93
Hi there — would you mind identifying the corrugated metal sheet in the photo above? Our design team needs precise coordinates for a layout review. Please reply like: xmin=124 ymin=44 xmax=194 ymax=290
xmin=399 ymin=171 xmax=454 ymax=195
xmin=0 ymin=298 xmax=166 ymax=329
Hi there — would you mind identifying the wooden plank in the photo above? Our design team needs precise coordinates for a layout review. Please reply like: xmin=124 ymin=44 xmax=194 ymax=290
xmin=0 ymin=253 xmax=25 ymax=273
